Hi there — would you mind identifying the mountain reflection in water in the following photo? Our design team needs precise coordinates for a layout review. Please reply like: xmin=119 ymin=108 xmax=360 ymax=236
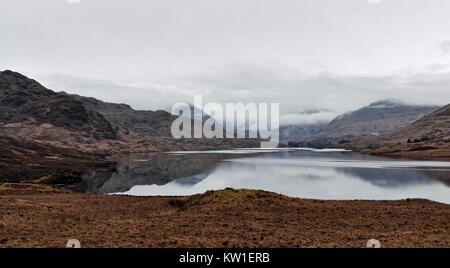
xmin=74 ymin=149 xmax=450 ymax=204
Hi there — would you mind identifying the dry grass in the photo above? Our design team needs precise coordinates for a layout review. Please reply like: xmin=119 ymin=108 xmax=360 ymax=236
xmin=0 ymin=184 xmax=449 ymax=248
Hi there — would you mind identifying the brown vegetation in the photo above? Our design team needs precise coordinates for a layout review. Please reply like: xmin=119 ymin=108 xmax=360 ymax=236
xmin=1 ymin=184 xmax=449 ymax=248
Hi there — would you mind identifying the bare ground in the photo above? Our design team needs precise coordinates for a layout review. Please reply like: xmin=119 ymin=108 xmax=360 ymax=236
xmin=0 ymin=183 xmax=449 ymax=248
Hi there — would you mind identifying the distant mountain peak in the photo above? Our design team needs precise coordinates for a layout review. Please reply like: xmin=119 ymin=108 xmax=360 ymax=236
xmin=366 ymin=103 xmax=450 ymax=158
xmin=368 ymin=100 xmax=404 ymax=108
xmin=1 ymin=69 xmax=25 ymax=77
xmin=315 ymin=101 xmax=440 ymax=140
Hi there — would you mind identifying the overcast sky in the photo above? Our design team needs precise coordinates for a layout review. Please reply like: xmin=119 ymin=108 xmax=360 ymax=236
xmin=1 ymin=0 xmax=450 ymax=125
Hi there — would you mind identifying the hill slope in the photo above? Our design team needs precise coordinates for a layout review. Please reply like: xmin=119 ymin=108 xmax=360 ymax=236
xmin=2 ymin=186 xmax=450 ymax=248
xmin=290 ymin=101 xmax=439 ymax=148
xmin=366 ymin=104 xmax=450 ymax=158
xmin=66 ymin=93 xmax=176 ymax=137
xmin=0 ymin=70 xmax=259 ymax=154
xmin=0 ymin=70 xmax=262 ymax=184
xmin=0 ymin=70 xmax=117 ymax=140
xmin=319 ymin=100 xmax=438 ymax=139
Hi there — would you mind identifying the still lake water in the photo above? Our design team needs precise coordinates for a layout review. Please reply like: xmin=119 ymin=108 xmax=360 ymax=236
xmin=75 ymin=148 xmax=450 ymax=204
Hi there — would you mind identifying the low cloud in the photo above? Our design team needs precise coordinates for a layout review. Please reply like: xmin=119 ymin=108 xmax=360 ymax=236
xmin=34 ymin=61 xmax=450 ymax=127
xmin=35 ymin=73 xmax=193 ymax=111
xmin=279 ymin=111 xmax=336 ymax=127
xmin=176 ymin=61 xmax=450 ymax=123
xmin=439 ymin=41 xmax=450 ymax=54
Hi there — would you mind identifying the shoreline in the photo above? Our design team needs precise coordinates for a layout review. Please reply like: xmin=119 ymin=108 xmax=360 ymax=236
xmin=1 ymin=183 xmax=449 ymax=248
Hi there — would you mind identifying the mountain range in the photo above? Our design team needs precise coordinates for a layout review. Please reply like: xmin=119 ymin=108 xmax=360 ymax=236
xmin=1 ymin=69 xmax=449 ymax=184
xmin=318 ymin=100 xmax=438 ymax=139
xmin=363 ymin=104 xmax=450 ymax=158
xmin=287 ymin=101 xmax=450 ymax=159
xmin=0 ymin=70 xmax=258 ymax=151
xmin=285 ymin=100 xmax=440 ymax=148
xmin=0 ymin=70 xmax=258 ymax=183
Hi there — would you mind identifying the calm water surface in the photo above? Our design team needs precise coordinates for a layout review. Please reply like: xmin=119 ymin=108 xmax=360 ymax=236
xmin=75 ymin=148 xmax=450 ymax=204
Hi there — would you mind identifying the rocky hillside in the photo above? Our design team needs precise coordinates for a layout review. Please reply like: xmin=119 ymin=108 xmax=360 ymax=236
xmin=365 ymin=104 xmax=450 ymax=159
xmin=0 ymin=70 xmax=259 ymax=155
xmin=0 ymin=70 xmax=261 ymax=183
xmin=0 ymin=70 xmax=130 ymax=156
xmin=67 ymin=93 xmax=259 ymax=150
xmin=288 ymin=100 xmax=439 ymax=148
xmin=0 ymin=70 xmax=117 ymax=140
xmin=319 ymin=100 xmax=438 ymax=139
xmin=66 ymin=93 xmax=176 ymax=137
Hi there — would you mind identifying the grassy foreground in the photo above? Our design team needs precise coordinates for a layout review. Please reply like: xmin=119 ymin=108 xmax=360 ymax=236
xmin=0 ymin=183 xmax=449 ymax=248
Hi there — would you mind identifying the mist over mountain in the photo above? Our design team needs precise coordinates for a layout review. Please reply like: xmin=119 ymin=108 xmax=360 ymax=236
xmin=279 ymin=124 xmax=323 ymax=144
xmin=284 ymin=100 xmax=439 ymax=146
xmin=318 ymin=100 xmax=439 ymax=138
